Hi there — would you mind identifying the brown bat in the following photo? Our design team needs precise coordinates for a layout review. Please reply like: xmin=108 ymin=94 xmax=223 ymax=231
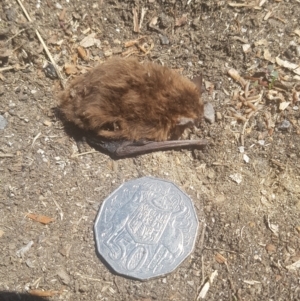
xmin=59 ymin=57 xmax=208 ymax=157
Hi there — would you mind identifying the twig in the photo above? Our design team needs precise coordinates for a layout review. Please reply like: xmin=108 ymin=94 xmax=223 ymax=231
xmin=0 ymin=66 xmax=15 ymax=72
xmin=5 ymin=28 xmax=26 ymax=44
xmin=0 ymin=153 xmax=14 ymax=158
xmin=203 ymin=246 xmax=238 ymax=254
xmin=71 ymin=150 xmax=98 ymax=158
xmin=16 ymin=0 xmax=65 ymax=87
xmin=31 ymin=132 xmax=42 ymax=148
xmin=139 ymin=7 xmax=148 ymax=30
xmin=241 ymin=118 xmax=249 ymax=147
xmin=74 ymin=273 xmax=112 ymax=283
xmin=53 ymin=199 xmax=64 ymax=221
xmin=132 ymin=7 xmax=139 ymax=33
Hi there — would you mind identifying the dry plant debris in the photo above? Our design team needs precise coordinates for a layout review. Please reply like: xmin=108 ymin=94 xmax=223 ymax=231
xmin=26 ymin=213 xmax=55 ymax=224
xmin=197 ymin=270 xmax=218 ymax=299
xmin=227 ymin=49 xmax=300 ymax=145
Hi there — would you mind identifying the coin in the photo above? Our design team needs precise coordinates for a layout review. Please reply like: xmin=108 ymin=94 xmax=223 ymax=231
xmin=94 ymin=177 xmax=199 ymax=280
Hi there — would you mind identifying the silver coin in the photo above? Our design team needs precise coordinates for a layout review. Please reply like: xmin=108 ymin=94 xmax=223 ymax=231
xmin=94 ymin=177 xmax=199 ymax=280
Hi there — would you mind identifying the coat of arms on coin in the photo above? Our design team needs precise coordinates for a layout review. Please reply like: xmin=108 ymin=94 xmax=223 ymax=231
xmin=94 ymin=177 xmax=200 ymax=280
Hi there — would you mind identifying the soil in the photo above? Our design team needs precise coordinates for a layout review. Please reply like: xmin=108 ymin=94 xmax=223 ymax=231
xmin=1 ymin=0 xmax=300 ymax=300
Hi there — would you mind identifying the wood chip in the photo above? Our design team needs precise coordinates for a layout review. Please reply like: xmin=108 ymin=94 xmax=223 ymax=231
xmin=276 ymin=57 xmax=300 ymax=76
xmin=279 ymin=101 xmax=290 ymax=111
xmin=294 ymin=29 xmax=300 ymax=37
xmin=228 ymin=68 xmax=247 ymax=88
xmin=132 ymin=7 xmax=139 ymax=32
xmin=215 ymin=252 xmax=227 ymax=264
xmin=26 ymin=213 xmax=55 ymax=224
xmin=197 ymin=270 xmax=218 ymax=299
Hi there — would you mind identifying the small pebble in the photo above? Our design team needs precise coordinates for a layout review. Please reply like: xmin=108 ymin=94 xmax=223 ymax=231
xmin=258 ymin=140 xmax=265 ymax=146
xmin=243 ymin=154 xmax=250 ymax=163
xmin=203 ymin=102 xmax=215 ymax=124
xmin=57 ymin=267 xmax=71 ymax=285
xmin=159 ymin=34 xmax=169 ymax=45
xmin=19 ymin=94 xmax=28 ymax=101
xmin=43 ymin=63 xmax=58 ymax=79
xmin=278 ymin=119 xmax=290 ymax=130
xmin=0 ymin=115 xmax=8 ymax=130
xmin=229 ymin=173 xmax=242 ymax=184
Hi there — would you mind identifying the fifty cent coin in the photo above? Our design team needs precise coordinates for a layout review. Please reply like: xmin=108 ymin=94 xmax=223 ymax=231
xmin=94 ymin=177 xmax=200 ymax=280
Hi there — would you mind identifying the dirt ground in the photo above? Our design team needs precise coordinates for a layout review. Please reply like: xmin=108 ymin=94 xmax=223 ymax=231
xmin=1 ymin=0 xmax=300 ymax=300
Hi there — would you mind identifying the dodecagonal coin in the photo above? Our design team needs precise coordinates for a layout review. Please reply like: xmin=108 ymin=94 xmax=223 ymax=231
xmin=94 ymin=177 xmax=199 ymax=280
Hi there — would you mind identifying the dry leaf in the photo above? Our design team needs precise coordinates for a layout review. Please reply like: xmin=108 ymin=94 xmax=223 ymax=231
xmin=286 ymin=259 xmax=300 ymax=271
xmin=77 ymin=46 xmax=88 ymax=60
xmin=175 ymin=14 xmax=188 ymax=27
xmin=265 ymin=243 xmax=276 ymax=253
xmin=59 ymin=8 xmax=66 ymax=21
xmin=80 ymin=33 xmax=101 ymax=48
xmin=26 ymin=213 xmax=55 ymax=224
xmin=264 ymin=49 xmax=275 ymax=63
xmin=64 ymin=64 xmax=78 ymax=75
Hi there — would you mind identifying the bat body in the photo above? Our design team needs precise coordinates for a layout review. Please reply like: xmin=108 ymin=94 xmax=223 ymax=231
xmin=59 ymin=57 xmax=207 ymax=157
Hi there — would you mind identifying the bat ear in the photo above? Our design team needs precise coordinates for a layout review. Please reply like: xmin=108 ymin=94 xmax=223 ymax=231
xmin=191 ymin=74 xmax=202 ymax=95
